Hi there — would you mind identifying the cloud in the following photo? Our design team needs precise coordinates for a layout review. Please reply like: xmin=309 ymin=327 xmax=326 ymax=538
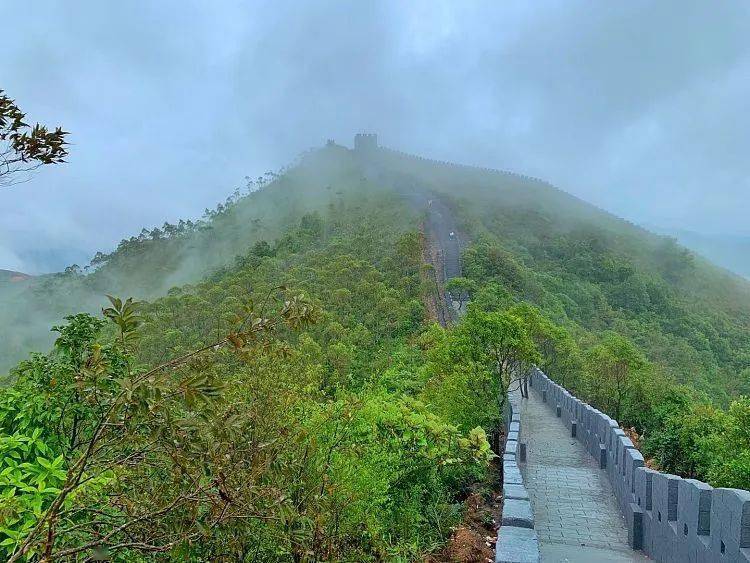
xmin=2 ymin=0 xmax=750 ymax=272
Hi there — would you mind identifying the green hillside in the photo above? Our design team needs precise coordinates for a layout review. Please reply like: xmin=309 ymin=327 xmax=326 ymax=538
xmin=0 ymin=146 xmax=365 ymax=373
xmin=369 ymin=147 xmax=750 ymax=400
xmin=1 ymin=142 xmax=749 ymax=560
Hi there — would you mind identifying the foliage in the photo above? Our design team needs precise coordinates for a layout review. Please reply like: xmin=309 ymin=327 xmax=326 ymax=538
xmin=4 ymin=141 xmax=750 ymax=559
xmin=444 ymin=277 xmax=477 ymax=309
xmin=0 ymin=89 xmax=68 ymax=187
xmin=0 ymin=193 xmax=495 ymax=560
xmin=446 ymin=197 xmax=750 ymax=491
xmin=0 ymin=431 xmax=65 ymax=555
xmin=582 ymin=332 xmax=647 ymax=422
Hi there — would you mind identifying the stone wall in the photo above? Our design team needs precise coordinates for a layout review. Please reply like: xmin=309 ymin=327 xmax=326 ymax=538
xmin=495 ymin=392 xmax=540 ymax=563
xmin=530 ymin=367 xmax=750 ymax=563
xmin=375 ymin=145 xmax=554 ymax=187
xmin=353 ymin=133 xmax=378 ymax=152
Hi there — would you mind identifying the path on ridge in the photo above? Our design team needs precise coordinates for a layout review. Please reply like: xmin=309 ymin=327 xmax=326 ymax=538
xmin=397 ymin=187 xmax=466 ymax=325
xmin=518 ymin=388 xmax=650 ymax=562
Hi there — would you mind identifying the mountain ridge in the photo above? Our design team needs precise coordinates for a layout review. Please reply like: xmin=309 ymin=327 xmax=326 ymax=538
xmin=0 ymin=269 xmax=32 ymax=282
xmin=2 ymin=139 xmax=749 ymax=393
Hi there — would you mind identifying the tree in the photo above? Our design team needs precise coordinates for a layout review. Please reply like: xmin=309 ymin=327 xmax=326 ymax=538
xmin=1 ymin=90 xmax=68 ymax=187
xmin=584 ymin=332 xmax=646 ymax=423
xmin=507 ymin=303 xmax=582 ymax=391
xmin=702 ymin=397 xmax=750 ymax=490
xmin=450 ymin=306 xmax=539 ymax=413
xmin=6 ymin=290 xmax=319 ymax=562
xmin=445 ymin=276 xmax=478 ymax=310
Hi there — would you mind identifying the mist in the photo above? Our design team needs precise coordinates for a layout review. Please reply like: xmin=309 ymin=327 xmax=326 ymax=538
xmin=1 ymin=1 xmax=749 ymax=275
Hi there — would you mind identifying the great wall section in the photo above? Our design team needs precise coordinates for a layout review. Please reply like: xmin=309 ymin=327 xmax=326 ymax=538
xmin=354 ymin=133 xmax=555 ymax=184
xmin=352 ymin=133 xmax=750 ymax=563
xmin=353 ymin=133 xmax=469 ymax=327
xmin=500 ymin=368 xmax=750 ymax=563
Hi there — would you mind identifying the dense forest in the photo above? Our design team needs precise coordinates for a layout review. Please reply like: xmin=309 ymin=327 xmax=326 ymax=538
xmin=1 ymin=144 xmax=749 ymax=560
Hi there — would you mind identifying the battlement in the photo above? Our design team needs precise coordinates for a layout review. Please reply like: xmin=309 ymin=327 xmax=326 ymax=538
xmin=354 ymin=138 xmax=558 ymax=190
xmin=529 ymin=368 xmax=750 ymax=563
xmin=354 ymin=133 xmax=378 ymax=152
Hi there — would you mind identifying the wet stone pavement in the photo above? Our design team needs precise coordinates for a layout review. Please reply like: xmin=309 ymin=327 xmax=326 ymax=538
xmin=518 ymin=388 xmax=650 ymax=562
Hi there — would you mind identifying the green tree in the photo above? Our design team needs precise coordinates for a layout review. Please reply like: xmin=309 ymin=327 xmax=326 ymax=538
xmin=445 ymin=276 xmax=478 ymax=310
xmin=584 ymin=332 xmax=647 ymax=423
xmin=450 ymin=306 xmax=539 ymax=413
xmin=508 ymin=303 xmax=583 ymax=392
xmin=6 ymin=290 xmax=319 ymax=562
xmin=701 ymin=398 xmax=750 ymax=489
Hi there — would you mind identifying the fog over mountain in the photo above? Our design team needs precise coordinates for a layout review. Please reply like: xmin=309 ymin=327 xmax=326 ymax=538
xmin=648 ymin=226 xmax=750 ymax=280
xmin=1 ymin=1 xmax=749 ymax=273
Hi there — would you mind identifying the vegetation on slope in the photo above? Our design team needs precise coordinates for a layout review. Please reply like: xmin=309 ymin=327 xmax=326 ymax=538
xmin=0 ymin=146 xmax=375 ymax=373
xmin=363 ymin=148 xmax=750 ymax=488
xmin=0 ymin=165 xmax=499 ymax=560
xmin=2 ymin=144 xmax=749 ymax=560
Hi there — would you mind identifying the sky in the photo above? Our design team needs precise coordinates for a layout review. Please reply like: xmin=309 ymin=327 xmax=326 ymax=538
xmin=1 ymin=0 xmax=749 ymax=273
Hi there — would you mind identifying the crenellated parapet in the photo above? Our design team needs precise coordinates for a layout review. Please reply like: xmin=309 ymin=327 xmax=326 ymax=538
xmin=352 ymin=134 xmax=556 ymax=189
xmin=530 ymin=367 xmax=750 ymax=563
xmin=495 ymin=391 xmax=540 ymax=562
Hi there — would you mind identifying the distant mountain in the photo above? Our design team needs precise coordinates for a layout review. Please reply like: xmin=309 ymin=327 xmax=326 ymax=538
xmin=0 ymin=269 xmax=32 ymax=283
xmin=645 ymin=226 xmax=750 ymax=280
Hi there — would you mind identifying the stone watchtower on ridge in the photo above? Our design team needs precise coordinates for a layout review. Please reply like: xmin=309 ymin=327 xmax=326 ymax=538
xmin=354 ymin=133 xmax=378 ymax=152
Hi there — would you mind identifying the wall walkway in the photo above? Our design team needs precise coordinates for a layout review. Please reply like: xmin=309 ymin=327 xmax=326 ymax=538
xmin=529 ymin=369 xmax=750 ymax=563
xmin=521 ymin=383 xmax=649 ymax=562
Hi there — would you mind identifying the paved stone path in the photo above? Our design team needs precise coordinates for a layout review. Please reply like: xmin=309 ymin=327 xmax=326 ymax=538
xmin=518 ymin=388 xmax=650 ymax=562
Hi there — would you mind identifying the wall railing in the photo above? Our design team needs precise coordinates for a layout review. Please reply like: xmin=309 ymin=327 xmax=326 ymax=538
xmin=529 ymin=367 xmax=750 ymax=563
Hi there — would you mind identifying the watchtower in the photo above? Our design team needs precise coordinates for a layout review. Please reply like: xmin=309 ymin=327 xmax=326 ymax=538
xmin=354 ymin=133 xmax=378 ymax=152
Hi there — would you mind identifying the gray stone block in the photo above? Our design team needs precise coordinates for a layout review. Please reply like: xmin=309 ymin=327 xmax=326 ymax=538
xmin=635 ymin=467 xmax=657 ymax=511
xmin=502 ymin=498 xmax=534 ymax=528
xmin=617 ymin=435 xmax=636 ymax=477
xmin=504 ymin=462 xmax=524 ymax=485
xmin=680 ymin=479 xmax=713 ymax=537
xmin=503 ymin=483 xmax=530 ymax=500
xmin=652 ymin=472 xmax=681 ymax=548
xmin=495 ymin=526 xmax=540 ymax=563
xmin=628 ymin=502 xmax=644 ymax=550
xmin=505 ymin=439 xmax=519 ymax=456
xmin=710 ymin=488 xmax=750 ymax=558
xmin=625 ymin=448 xmax=645 ymax=495
xmin=599 ymin=443 xmax=607 ymax=469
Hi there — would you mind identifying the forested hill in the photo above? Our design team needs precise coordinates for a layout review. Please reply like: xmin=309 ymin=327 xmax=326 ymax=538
xmin=3 ymin=139 xmax=750 ymax=394
xmin=0 ymin=145 xmax=373 ymax=372
xmin=1 ymin=139 xmax=750 ymax=560
xmin=358 ymin=141 xmax=750 ymax=402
